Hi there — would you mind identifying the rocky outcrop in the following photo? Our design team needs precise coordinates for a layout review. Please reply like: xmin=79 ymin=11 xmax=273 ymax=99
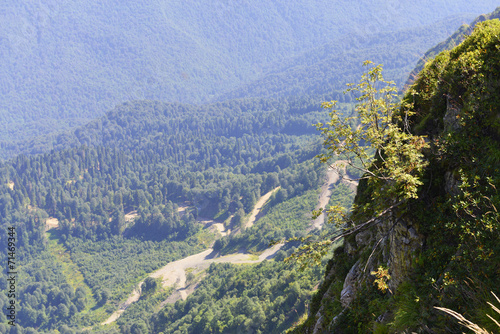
xmin=339 ymin=213 xmax=425 ymax=310
xmin=340 ymin=259 xmax=361 ymax=308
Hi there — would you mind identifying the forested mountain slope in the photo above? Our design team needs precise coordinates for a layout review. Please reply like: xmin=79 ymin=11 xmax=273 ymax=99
xmin=297 ymin=18 xmax=500 ymax=334
xmin=0 ymin=97 xmax=352 ymax=332
xmin=216 ymin=15 xmax=472 ymax=101
xmin=407 ymin=6 xmax=500 ymax=85
xmin=1 ymin=1 xmax=498 ymax=153
xmin=16 ymin=98 xmax=321 ymax=157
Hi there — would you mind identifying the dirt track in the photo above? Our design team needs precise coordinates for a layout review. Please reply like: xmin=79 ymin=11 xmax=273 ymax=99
xmin=246 ymin=187 xmax=280 ymax=229
xmin=311 ymin=161 xmax=359 ymax=230
xmin=101 ymin=285 xmax=142 ymax=325
xmin=311 ymin=168 xmax=340 ymax=230
xmin=102 ymin=180 xmax=336 ymax=325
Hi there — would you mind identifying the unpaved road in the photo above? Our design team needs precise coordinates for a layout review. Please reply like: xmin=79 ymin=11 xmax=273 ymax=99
xmin=311 ymin=168 xmax=340 ymax=230
xmin=151 ymin=242 xmax=285 ymax=288
xmin=311 ymin=161 xmax=358 ymax=230
xmin=101 ymin=285 xmax=142 ymax=325
xmin=246 ymin=187 xmax=280 ymax=229
xmin=102 ymin=181 xmax=333 ymax=325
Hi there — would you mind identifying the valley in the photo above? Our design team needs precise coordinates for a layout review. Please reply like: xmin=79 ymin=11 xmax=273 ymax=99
xmin=103 ymin=170 xmax=339 ymax=326
xmin=0 ymin=2 xmax=499 ymax=334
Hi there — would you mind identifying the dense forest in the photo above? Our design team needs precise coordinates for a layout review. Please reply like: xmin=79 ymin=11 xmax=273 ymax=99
xmin=0 ymin=96 xmax=354 ymax=332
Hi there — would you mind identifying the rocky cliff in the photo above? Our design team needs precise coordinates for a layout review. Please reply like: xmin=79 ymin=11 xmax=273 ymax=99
xmin=297 ymin=18 xmax=500 ymax=334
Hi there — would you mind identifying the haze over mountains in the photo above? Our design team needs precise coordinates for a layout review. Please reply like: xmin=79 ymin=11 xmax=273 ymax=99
xmin=1 ymin=2 xmax=500 ymax=333
xmin=1 ymin=1 xmax=499 ymax=155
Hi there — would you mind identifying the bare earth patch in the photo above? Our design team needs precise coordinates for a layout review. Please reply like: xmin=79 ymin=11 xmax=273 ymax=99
xmin=198 ymin=217 xmax=231 ymax=236
xmin=311 ymin=168 xmax=340 ymax=230
xmin=45 ymin=217 xmax=60 ymax=231
xmin=124 ymin=211 xmax=138 ymax=222
xmin=176 ymin=204 xmax=189 ymax=215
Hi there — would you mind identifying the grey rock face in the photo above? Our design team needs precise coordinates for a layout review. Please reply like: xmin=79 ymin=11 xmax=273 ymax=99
xmin=340 ymin=260 xmax=361 ymax=308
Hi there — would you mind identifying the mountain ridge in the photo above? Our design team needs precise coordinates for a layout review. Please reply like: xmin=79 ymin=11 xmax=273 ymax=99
xmin=297 ymin=15 xmax=500 ymax=334
xmin=216 ymin=14 xmax=474 ymax=101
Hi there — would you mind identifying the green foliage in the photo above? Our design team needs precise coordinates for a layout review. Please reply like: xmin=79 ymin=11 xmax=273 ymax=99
xmin=435 ymin=291 xmax=500 ymax=334
xmin=117 ymin=287 xmax=173 ymax=334
xmin=371 ymin=266 xmax=391 ymax=294
xmin=220 ymin=185 xmax=320 ymax=255
xmin=291 ymin=61 xmax=429 ymax=273
xmin=150 ymin=261 xmax=322 ymax=334
xmin=300 ymin=15 xmax=500 ymax=334
xmin=317 ymin=61 xmax=429 ymax=203
xmin=404 ymin=19 xmax=500 ymax=294
xmin=141 ymin=278 xmax=159 ymax=299
xmin=2 ymin=4 xmax=499 ymax=333
xmin=389 ymin=282 xmax=423 ymax=332
xmin=286 ymin=62 xmax=431 ymax=281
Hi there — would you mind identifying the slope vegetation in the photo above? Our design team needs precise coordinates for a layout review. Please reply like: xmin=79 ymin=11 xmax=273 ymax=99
xmin=299 ymin=18 xmax=500 ymax=334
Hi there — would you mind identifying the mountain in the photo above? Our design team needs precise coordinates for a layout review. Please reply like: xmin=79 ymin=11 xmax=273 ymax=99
xmin=297 ymin=16 xmax=500 ymax=334
xmin=216 ymin=15 xmax=473 ymax=101
xmin=1 ymin=3 xmax=500 ymax=334
xmin=407 ymin=6 xmax=500 ymax=86
xmin=1 ymin=1 xmax=499 ymax=152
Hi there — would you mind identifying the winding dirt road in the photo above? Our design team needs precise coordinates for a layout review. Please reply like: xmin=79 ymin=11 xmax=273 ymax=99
xmin=246 ymin=187 xmax=280 ymax=229
xmin=102 ymin=177 xmax=337 ymax=325
xmin=311 ymin=168 xmax=340 ymax=230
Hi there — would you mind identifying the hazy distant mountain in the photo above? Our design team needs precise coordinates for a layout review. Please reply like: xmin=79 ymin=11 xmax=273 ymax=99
xmin=216 ymin=15 xmax=474 ymax=101
xmin=0 ymin=1 xmax=498 ymax=147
